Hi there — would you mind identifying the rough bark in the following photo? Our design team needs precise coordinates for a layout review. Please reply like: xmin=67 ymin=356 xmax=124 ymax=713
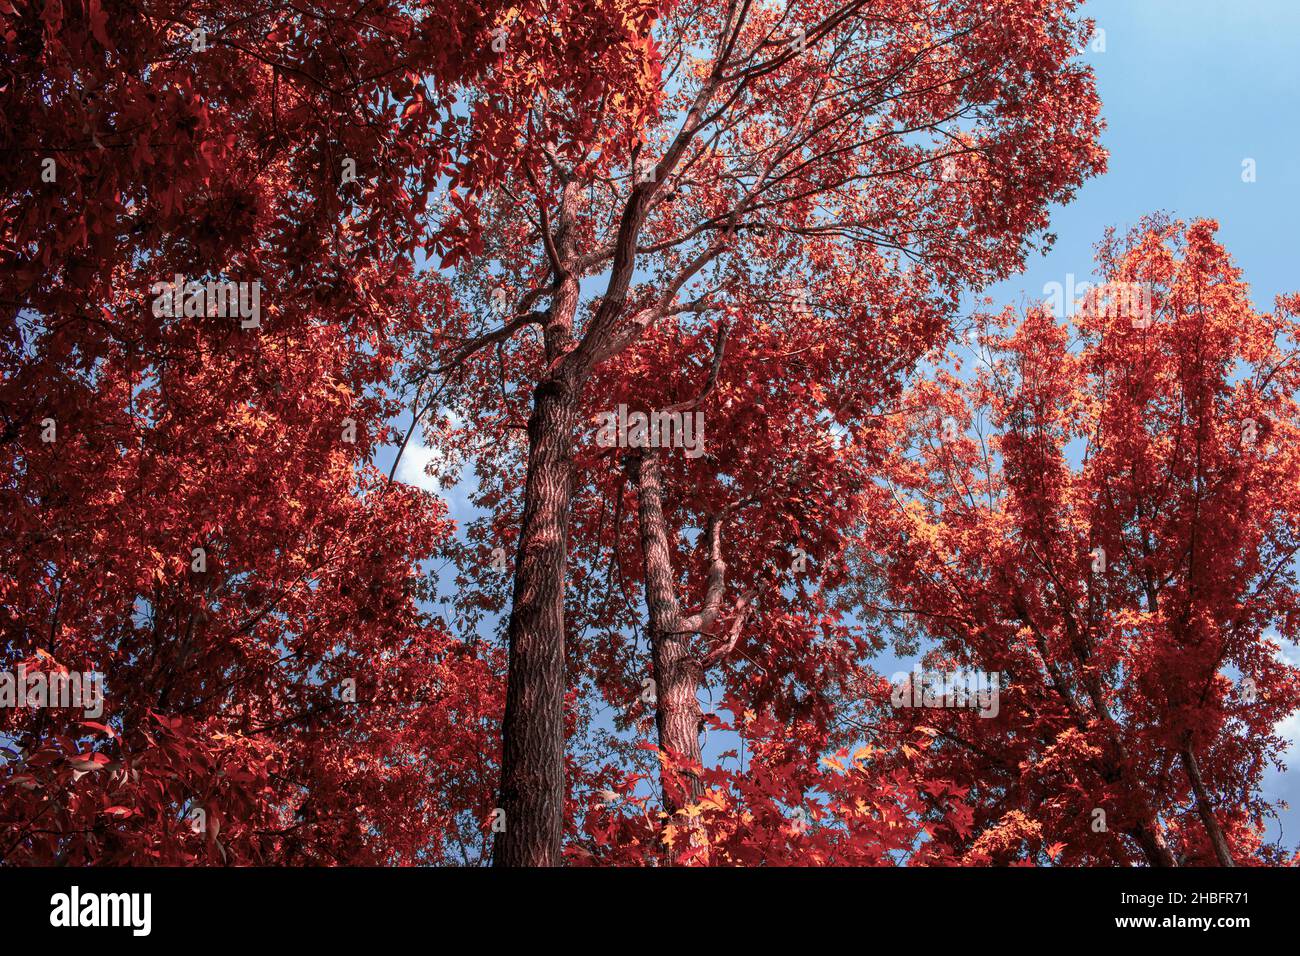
xmin=489 ymin=52 xmax=734 ymax=865
xmin=493 ymin=254 xmax=582 ymax=867
xmin=633 ymin=450 xmax=708 ymax=812
xmin=492 ymin=371 xmax=579 ymax=866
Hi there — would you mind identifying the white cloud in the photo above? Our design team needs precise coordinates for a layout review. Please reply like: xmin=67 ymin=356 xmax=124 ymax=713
xmin=393 ymin=437 xmax=448 ymax=492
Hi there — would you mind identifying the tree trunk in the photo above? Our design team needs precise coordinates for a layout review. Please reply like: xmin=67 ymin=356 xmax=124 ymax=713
xmin=1132 ymin=819 xmax=1178 ymax=868
xmin=653 ymin=635 xmax=706 ymax=812
xmin=493 ymin=369 xmax=580 ymax=867
xmin=632 ymin=451 xmax=706 ymax=812
xmin=1181 ymin=746 xmax=1235 ymax=866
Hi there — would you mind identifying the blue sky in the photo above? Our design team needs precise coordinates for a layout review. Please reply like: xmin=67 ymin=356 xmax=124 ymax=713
xmin=379 ymin=0 xmax=1300 ymax=858
xmin=987 ymin=0 xmax=1300 ymax=312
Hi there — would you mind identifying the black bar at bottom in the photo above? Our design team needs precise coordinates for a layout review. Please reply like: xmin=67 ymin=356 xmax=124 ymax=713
xmin=4 ymin=865 xmax=1284 ymax=943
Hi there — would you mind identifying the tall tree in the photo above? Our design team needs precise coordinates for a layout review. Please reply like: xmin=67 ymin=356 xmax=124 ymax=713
xmin=0 ymin=251 xmax=504 ymax=864
xmin=1 ymin=0 xmax=654 ymax=864
xmin=429 ymin=0 xmax=1106 ymax=864
xmin=597 ymin=270 xmax=942 ymax=856
xmin=862 ymin=218 xmax=1300 ymax=866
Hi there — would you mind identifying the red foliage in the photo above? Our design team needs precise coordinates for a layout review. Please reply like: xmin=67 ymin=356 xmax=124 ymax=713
xmin=8 ymin=1 xmax=1292 ymax=871
xmin=864 ymin=218 xmax=1300 ymax=865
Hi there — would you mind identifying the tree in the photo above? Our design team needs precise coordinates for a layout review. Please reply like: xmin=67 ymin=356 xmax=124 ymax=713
xmin=0 ymin=241 xmax=507 ymax=863
xmin=583 ymin=271 xmax=944 ymax=860
xmin=862 ymin=217 xmax=1300 ymax=866
xmin=428 ymin=0 xmax=1105 ymax=864
xmin=1 ymin=0 xmax=654 ymax=864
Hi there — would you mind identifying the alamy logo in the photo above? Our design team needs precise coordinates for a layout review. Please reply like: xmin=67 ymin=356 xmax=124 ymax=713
xmin=150 ymin=275 xmax=261 ymax=328
xmin=890 ymin=667 xmax=1000 ymax=718
xmin=595 ymin=404 xmax=705 ymax=459
xmin=0 ymin=665 xmax=103 ymax=718
xmin=50 ymin=886 xmax=151 ymax=936
xmin=1042 ymin=274 xmax=1153 ymax=326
